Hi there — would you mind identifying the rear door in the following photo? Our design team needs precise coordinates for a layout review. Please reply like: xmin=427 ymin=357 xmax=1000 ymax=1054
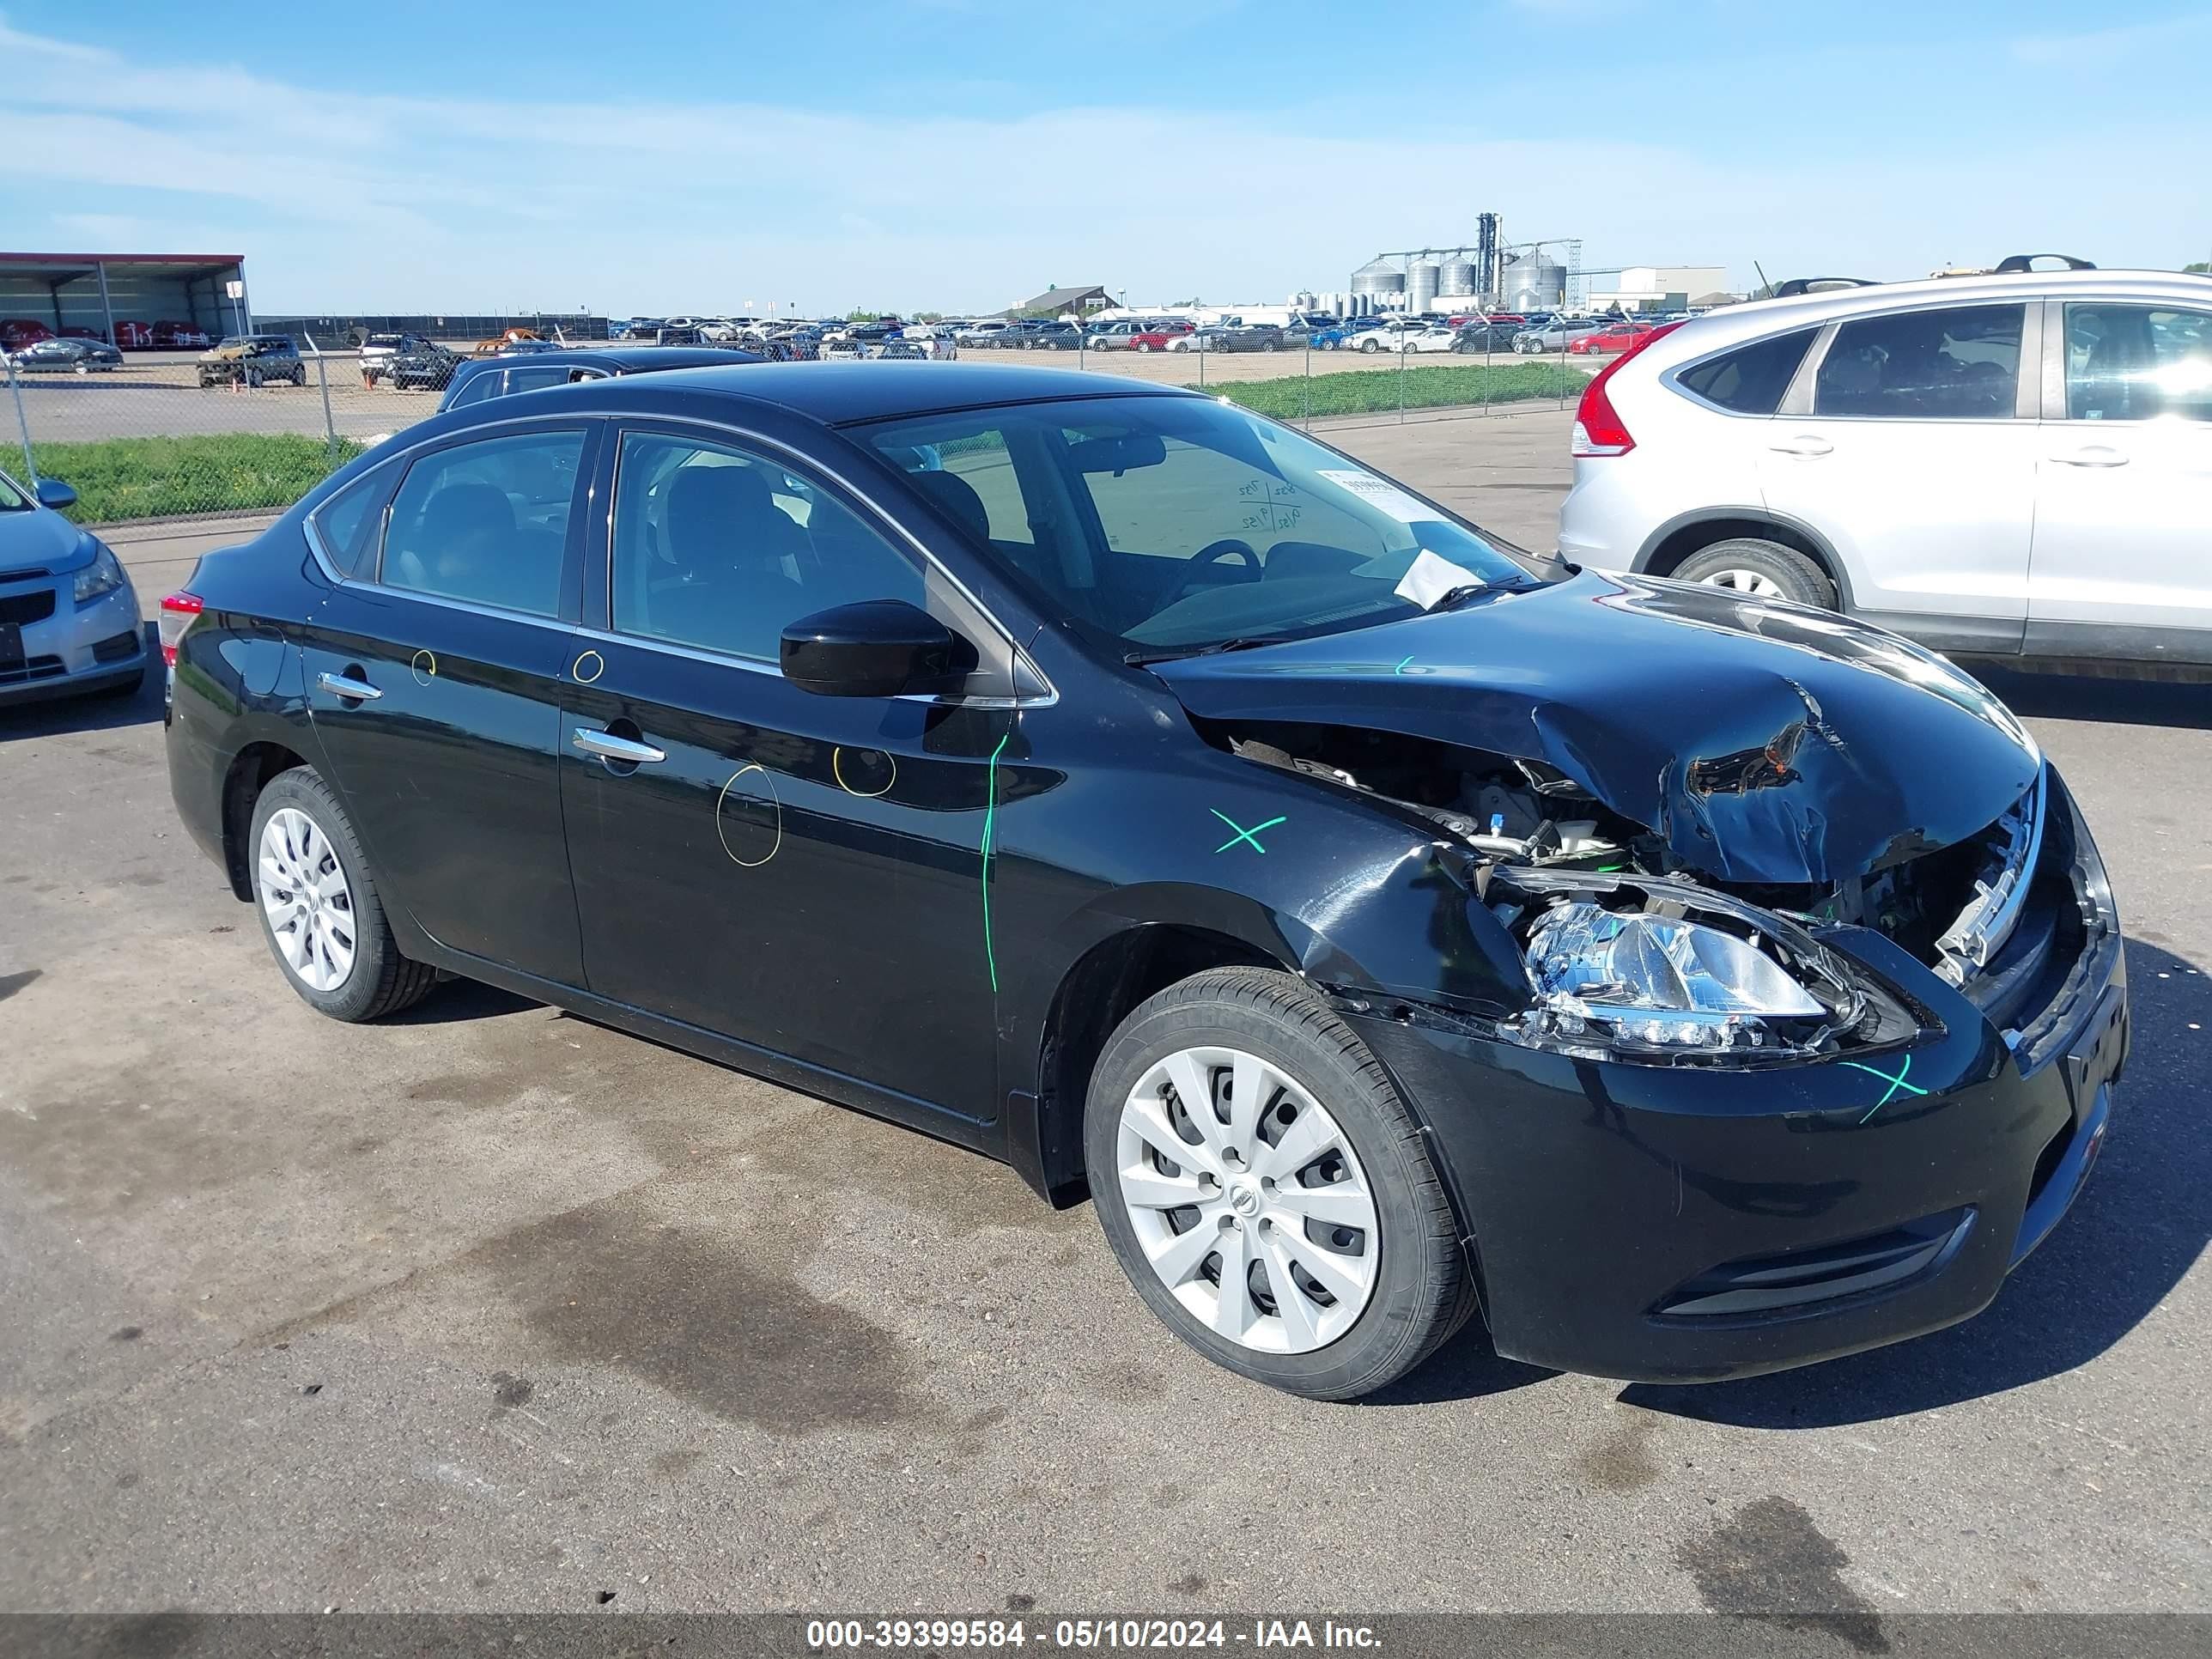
xmin=301 ymin=420 xmax=599 ymax=983
xmin=1756 ymin=301 xmax=2038 ymax=652
xmin=2027 ymin=298 xmax=2212 ymax=663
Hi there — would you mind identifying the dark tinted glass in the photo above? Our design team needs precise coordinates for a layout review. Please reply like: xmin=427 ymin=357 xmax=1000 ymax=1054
xmin=445 ymin=368 xmax=501 ymax=407
xmin=1675 ymin=328 xmax=1816 ymax=414
xmin=502 ymin=366 xmax=572 ymax=393
xmin=309 ymin=468 xmax=391 ymax=576
xmin=1814 ymin=304 xmax=2021 ymax=419
xmin=380 ymin=429 xmax=584 ymax=616
xmin=2064 ymin=303 xmax=2212 ymax=422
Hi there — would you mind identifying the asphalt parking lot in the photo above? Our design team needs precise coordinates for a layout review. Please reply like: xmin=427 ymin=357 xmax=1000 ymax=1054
xmin=3 ymin=404 xmax=2208 ymax=1616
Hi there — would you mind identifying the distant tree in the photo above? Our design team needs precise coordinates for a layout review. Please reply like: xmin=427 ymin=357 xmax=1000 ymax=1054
xmin=1173 ymin=295 xmax=1202 ymax=307
xmin=846 ymin=308 xmax=881 ymax=323
xmin=915 ymin=311 xmax=945 ymax=323
xmin=2186 ymin=261 xmax=2210 ymax=274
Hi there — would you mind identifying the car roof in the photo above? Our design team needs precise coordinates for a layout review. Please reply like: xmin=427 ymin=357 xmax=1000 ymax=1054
xmin=457 ymin=345 xmax=763 ymax=373
xmin=520 ymin=361 xmax=1190 ymax=426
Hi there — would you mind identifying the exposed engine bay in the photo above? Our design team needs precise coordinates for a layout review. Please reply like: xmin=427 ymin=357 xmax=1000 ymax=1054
xmin=1210 ymin=718 xmax=2063 ymax=1062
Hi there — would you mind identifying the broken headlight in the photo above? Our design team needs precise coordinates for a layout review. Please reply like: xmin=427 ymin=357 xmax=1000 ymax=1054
xmin=1525 ymin=902 xmax=1826 ymax=1053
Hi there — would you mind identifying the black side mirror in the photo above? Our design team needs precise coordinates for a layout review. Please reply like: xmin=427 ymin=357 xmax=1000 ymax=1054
xmin=34 ymin=477 xmax=76 ymax=510
xmin=781 ymin=600 xmax=969 ymax=697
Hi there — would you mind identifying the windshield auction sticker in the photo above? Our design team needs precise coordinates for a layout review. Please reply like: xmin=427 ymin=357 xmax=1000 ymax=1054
xmin=1317 ymin=467 xmax=1437 ymax=525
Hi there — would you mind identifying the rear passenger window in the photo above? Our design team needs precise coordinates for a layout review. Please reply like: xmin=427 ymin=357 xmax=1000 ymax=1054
xmin=308 ymin=467 xmax=392 ymax=577
xmin=1675 ymin=328 xmax=1815 ymax=415
xmin=380 ymin=429 xmax=585 ymax=616
xmin=445 ymin=369 xmax=501 ymax=407
xmin=1814 ymin=304 xmax=2022 ymax=419
xmin=503 ymin=366 xmax=572 ymax=394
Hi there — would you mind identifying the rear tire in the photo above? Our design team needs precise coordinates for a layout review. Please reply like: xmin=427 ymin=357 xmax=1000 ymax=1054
xmin=248 ymin=767 xmax=437 ymax=1023
xmin=1672 ymin=538 xmax=1838 ymax=610
xmin=1085 ymin=968 xmax=1472 ymax=1401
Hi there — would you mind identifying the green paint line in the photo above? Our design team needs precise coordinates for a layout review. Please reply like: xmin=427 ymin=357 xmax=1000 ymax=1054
xmin=981 ymin=732 xmax=1011 ymax=995
xmin=1394 ymin=654 xmax=1414 ymax=676
xmin=1842 ymin=1054 xmax=1929 ymax=1123
xmin=1211 ymin=809 xmax=1286 ymax=854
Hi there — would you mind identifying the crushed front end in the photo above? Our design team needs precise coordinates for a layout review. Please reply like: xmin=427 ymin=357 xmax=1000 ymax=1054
xmin=1210 ymin=714 xmax=2127 ymax=1382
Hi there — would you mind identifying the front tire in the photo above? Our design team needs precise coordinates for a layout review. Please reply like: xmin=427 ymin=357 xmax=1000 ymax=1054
xmin=1673 ymin=538 xmax=1838 ymax=609
xmin=1085 ymin=968 xmax=1472 ymax=1401
xmin=248 ymin=767 xmax=437 ymax=1023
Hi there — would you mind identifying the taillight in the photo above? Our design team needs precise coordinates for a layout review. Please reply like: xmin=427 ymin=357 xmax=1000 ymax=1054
xmin=1570 ymin=320 xmax=1685 ymax=459
xmin=158 ymin=591 xmax=203 ymax=666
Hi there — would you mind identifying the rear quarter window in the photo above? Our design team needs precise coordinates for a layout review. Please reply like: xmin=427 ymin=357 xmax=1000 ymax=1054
xmin=1674 ymin=328 xmax=1817 ymax=414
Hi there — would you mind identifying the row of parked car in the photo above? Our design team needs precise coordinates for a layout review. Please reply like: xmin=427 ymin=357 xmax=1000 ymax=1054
xmin=0 ymin=318 xmax=211 ymax=354
xmin=934 ymin=310 xmax=1680 ymax=356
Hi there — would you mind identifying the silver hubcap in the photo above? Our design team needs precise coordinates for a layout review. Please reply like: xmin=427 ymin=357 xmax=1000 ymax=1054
xmin=1116 ymin=1046 xmax=1379 ymax=1354
xmin=1700 ymin=568 xmax=1787 ymax=598
xmin=257 ymin=807 xmax=357 ymax=992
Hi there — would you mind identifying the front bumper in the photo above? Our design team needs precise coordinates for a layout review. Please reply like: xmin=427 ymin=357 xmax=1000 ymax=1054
xmin=1350 ymin=777 xmax=2129 ymax=1384
xmin=0 ymin=580 xmax=146 ymax=704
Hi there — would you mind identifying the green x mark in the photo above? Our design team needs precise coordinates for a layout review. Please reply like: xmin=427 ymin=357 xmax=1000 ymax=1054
xmin=1841 ymin=1054 xmax=1929 ymax=1123
xmin=1212 ymin=809 xmax=1286 ymax=854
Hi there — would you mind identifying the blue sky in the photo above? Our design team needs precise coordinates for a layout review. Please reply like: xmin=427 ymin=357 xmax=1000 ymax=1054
xmin=5 ymin=3 xmax=2209 ymax=315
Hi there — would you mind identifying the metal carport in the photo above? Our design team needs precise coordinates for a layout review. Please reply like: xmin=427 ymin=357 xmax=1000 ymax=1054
xmin=0 ymin=252 xmax=250 ymax=345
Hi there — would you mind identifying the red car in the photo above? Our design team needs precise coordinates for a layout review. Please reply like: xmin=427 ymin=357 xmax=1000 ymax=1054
xmin=1127 ymin=322 xmax=1194 ymax=353
xmin=1569 ymin=321 xmax=1659 ymax=356
xmin=2 ymin=319 xmax=54 ymax=350
xmin=113 ymin=320 xmax=158 ymax=349
xmin=151 ymin=320 xmax=211 ymax=349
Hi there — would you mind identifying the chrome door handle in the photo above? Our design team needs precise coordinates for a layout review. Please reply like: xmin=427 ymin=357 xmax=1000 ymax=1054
xmin=316 ymin=672 xmax=382 ymax=702
xmin=2050 ymin=447 xmax=2130 ymax=467
xmin=1767 ymin=436 xmax=1834 ymax=457
xmin=572 ymin=727 xmax=665 ymax=765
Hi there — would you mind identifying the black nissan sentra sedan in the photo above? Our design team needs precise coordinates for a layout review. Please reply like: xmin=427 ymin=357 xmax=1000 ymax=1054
xmin=161 ymin=363 xmax=2129 ymax=1400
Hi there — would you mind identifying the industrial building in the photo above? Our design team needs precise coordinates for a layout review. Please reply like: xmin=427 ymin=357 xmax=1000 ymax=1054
xmin=1338 ymin=221 xmax=1733 ymax=316
xmin=0 ymin=251 xmax=251 ymax=343
xmin=1583 ymin=266 xmax=1732 ymax=312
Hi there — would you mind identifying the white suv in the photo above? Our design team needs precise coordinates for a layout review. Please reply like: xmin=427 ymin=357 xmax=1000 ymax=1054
xmin=1557 ymin=267 xmax=2212 ymax=668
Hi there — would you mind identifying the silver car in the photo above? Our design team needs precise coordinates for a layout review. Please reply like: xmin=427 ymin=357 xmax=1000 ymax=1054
xmin=1556 ymin=265 xmax=2212 ymax=667
xmin=0 ymin=470 xmax=147 ymax=705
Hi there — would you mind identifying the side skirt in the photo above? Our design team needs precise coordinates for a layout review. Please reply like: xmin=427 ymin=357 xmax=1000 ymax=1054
xmin=402 ymin=936 xmax=1012 ymax=1168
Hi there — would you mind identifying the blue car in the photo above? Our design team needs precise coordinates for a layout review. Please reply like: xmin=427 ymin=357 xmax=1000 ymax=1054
xmin=436 ymin=345 xmax=763 ymax=414
xmin=0 ymin=469 xmax=147 ymax=705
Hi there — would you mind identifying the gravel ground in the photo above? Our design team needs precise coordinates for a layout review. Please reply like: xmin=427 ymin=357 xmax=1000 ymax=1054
xmin=1 ymin=407 xmax=2206 ymax=1618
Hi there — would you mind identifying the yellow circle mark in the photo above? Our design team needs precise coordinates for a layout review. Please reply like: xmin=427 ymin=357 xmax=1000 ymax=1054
xmin=573 ymin=649 xmax=605 ymax=685
xmin=832 ymin=745 xmax=896 ymax=799
xmin=410 ymin=649 xmax=436 ymax=684
xmin=714 ymin=763 xmax=782 ymax=869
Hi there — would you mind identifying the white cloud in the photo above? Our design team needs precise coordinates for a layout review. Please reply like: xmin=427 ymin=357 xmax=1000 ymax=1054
xmin=3 ymin=19 xmax=2206 ymax=314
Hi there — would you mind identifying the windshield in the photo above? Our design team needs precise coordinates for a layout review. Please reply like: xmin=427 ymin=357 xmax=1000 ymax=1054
xmin=0 ymin=470 xmax=30 ymax=511
xmin=858 ymin=395 xmax=1544 ymax=654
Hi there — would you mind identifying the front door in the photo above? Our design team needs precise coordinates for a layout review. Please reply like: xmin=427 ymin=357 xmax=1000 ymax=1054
xmin=556 ymin=424 xmax=1021 ymax=1132
xmin=301 ymin=421 xmax=598 ymax=983
xmin=1757 ymin=301 xmax=2036 ymax=651
xmin=2028 ymin=299 xmax=2212 ymax=661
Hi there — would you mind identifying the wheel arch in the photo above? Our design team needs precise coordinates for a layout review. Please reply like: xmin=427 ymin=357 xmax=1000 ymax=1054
xmin=1009 ymin=915 xmax=1291 ymax=1206
xmin=220 ymin=740 xmax=313 ymax=900
xmin=1632 ymin=508 xmax=1860 ymax=612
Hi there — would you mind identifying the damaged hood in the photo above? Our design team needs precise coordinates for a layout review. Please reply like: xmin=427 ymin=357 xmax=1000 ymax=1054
xmin=1152 ymin=569 xmax=2042 ymax=885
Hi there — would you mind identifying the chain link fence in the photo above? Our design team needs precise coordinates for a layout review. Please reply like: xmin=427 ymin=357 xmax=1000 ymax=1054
xmin=3 ymin=324 xmax=1596 ymax=528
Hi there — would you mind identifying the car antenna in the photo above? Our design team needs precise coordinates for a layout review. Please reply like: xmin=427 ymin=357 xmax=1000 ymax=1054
xmin=1753 ymin=260 xmax=1774 ymax=300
